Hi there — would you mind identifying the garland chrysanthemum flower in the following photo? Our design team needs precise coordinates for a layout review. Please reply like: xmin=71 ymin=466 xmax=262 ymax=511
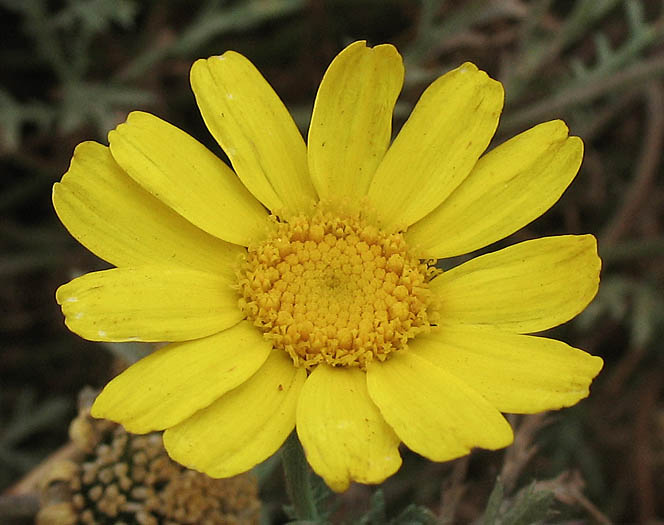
xmin=55 ymin=41 xmax=603 ymax=492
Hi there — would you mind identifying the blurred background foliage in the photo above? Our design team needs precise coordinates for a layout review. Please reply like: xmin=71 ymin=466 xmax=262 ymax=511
xmin=1 ymin=0 xmax=663 ymax=523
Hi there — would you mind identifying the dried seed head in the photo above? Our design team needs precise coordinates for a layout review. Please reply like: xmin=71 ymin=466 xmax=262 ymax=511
xmin=38 ymin=389 xmax=260 ymax=524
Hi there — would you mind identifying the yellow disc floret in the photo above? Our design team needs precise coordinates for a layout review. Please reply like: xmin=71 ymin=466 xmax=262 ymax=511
xmin=238 ymin=208 xmax=437 ymax=369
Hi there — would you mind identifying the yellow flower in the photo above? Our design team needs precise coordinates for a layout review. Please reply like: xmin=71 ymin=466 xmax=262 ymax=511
xmin=54 ymin=41 xmax=603 ymax=492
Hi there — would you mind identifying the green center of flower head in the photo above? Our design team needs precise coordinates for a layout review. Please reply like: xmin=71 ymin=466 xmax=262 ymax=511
xmin=238 ymin=207 xmax=438 ymax=369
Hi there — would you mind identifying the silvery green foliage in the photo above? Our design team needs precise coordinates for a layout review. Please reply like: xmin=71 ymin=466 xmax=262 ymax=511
xmin=482 ymin=479 xmax=556 ymax=525
xmin=569 ymin=0 xmax=664 ymax=85
xmin=578 ymin=275 xmax=664 ymax=349
xmin=0 ymin=0 xmax=148 ymax=148
xmin=358 ymin=489 xmax=436 ymax=525
xmin=0 ymin=0 xmax=306 ymax=150
xmin=0 ymin=90 xmax=54 ymax=152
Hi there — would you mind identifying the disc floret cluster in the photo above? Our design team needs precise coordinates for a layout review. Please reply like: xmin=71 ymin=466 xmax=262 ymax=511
xmin=238 ymin=208 xmax=438 ymax=369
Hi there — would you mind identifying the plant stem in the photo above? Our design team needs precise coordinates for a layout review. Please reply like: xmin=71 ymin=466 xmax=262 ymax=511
xmin=281 ymin=432 xmax=321 ymax=522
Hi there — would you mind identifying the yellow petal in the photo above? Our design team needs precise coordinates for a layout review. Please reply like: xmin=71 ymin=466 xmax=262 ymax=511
xmin=91 ymin=322 xmax=271 ymax=433
xmin=190 ymin=52 xmax=316 ymax=214
xmin=296 ymin=365 xmax=401 ymax=492
xmin=56 ymin=267 xmax=243 ymax=342
xmin=307 ymin=41 xmax=404 ymax=201
xmin=412 ymin=325 xmax=603 ymax=414
xmin=430 ymin=235 xmax=601 ymax=333
xmin=367 ymin=62 xmax=504 ymax=231
xmin=53 ymin=141 xmax=244 ymax=276
xmin=406 ymin=121 xmax=584 ymax=257
xmin=366 ymin=352 xmax=513 ymax=462
xmin=108 ymin=111 xmax=268 ymax=246
xmin=163 ymin=350 xmax=306 ymax=478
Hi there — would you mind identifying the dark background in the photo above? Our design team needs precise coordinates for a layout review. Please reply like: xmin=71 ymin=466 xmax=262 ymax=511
xmin=1 ymin=0 xmax=663 ymax=522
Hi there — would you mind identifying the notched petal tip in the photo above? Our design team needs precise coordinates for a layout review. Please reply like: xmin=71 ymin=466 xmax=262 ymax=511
xmin=352 ymin=38 xmax=401 ymax=66
xmin=106 ymin=127 xmax=120 ymax=146
xmin=489 ymin=423 xmax=515 ymax=450
xmin=533 ymin=120 xmax=585 ymax=158
xmin=341 ymin=39 xmax=368 ymax=52
xmin=89 ymin=398 xmax=103 ymax=418
xmin=567 ymin=135 xmax=585 ymax=157
xmin=457 ymin=63 xmax=505 ymax=109
xmin=89 ymin=389 xmax=123 ymax=426
xmin=457 ymin=61 xmax=479 ymax=73
xmin=538 ymin=121 xmax=585 ymax=161
xmin=105 ymin=113 xmax=142 ymax=144
xmin=54 ymin=280 xmax=73 ymax=306
xmin=191 ymin=50 xmax=250 ymax=74
xmin=373 ymin=42 xmax=398 ymax=53
xmin=585 ymin=354 xmax=604 ymax=385
xmin=486 ymin=76 xmax=505 ymax=108
xmin=110 ymin=111 xmax=157 ymax=139
xmin=219 ymin=49 xmax=243 ymax=60
xmin=70 ymin=140 xmax=104 ymax=159
xmin=340 ymin=39 xmax=400 ymax=58
xmin=125 ymin=110 xmax=154 ymax=125
xmin=190 ymin=52 xmax=240 ymax=77
xmin=590 ymin=355 xmax=604 ymax=382
xmin=557 ymin=234 xmax=603 ymax=323
xmin=56 ymin=141 xmax=108 ymax=198
xmin=454 ymin=62 xmax=503 ymax=95
xmin=189 ymin=56 xmax=209 ymax=80
xmin=582 ymin=233 xmax=602 ymax=270
xmin=543 ymin=351 xmax=604 ymax=411
xmin=533 ymin=119 xmax=570 ymax=141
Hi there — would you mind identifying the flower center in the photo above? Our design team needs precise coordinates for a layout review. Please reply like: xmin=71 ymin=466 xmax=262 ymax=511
xmin=238 ymin=208 xmax=437 ymax=369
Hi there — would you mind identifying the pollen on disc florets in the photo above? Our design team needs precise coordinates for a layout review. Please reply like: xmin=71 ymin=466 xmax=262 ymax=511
xmin=238 ymin=207 xmax=438 ymax=369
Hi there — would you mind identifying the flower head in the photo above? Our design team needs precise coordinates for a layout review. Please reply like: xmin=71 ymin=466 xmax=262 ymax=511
xmin=55 ymin=41 xmax=603 ymax=492
xmin=37 ymin=390 xmax=260 ymax=524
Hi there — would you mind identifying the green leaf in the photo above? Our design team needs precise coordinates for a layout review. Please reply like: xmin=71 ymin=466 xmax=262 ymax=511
xmin=482 ymin=479 xmax=555 ymax=525
xmin=389 ymin=504 xmax=436 ymax=525
xmin=0 ymin=89 xmax=55 ymax=151
xmin=53 ymin=0 xmax=138 ymax=32
xmin=358 ymin=490 xmax=387 ymax=525
xmin=501 ymin=483 xmax=555 ymax=525
xmin=482 ymin=478 xmax=504 ymax=525
xmin=631 ymin=281 xmax=664 ymax=347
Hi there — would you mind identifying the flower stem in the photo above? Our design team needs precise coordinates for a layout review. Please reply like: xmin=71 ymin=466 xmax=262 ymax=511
xmin=281 ymin=432 xmax=321 ymax=522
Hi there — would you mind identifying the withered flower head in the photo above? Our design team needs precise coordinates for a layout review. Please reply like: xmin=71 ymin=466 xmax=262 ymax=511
xmin=38 ymin=390 xmax=260 ymax=525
